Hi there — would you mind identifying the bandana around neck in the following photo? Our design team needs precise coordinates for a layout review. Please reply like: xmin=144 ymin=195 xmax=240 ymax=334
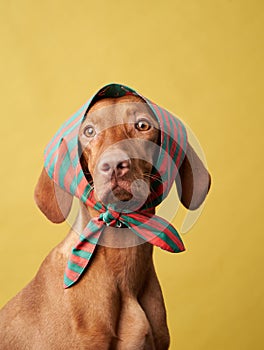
xmin=44 ymin=83 xmax=188 ymax=288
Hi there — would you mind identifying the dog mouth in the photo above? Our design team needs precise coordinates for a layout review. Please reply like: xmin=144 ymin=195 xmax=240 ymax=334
xmin=108 ymin=185 xmax=133 ymax=202
xmin=96 ymin=178 xmax=150 ymax=209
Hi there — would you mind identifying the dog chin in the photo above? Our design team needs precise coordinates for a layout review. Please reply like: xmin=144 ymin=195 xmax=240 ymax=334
xmin=97 ymin=186 xmax=133 ymax=205
xmin=96 ymin=186 xmax=150 ymax=210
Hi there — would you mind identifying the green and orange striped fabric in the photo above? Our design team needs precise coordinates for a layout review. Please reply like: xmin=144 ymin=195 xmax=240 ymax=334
xmin=44 ymin=84 xmax=188 ymax=288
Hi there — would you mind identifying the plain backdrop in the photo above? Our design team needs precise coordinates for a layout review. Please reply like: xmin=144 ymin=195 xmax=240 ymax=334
xmin=0 ymin=1 xmax=263 ymax=349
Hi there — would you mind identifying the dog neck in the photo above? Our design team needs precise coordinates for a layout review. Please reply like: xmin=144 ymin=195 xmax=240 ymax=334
xmin=64 ymin=201 xmax=154 ymax=294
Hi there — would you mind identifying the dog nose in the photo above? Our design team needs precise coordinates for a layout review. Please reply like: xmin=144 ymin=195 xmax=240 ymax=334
xmin=98 ymin=151 xmax=131 ymax=178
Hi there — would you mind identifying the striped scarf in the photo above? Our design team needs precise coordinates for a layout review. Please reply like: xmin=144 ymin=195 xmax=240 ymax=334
xmin=44 ymin=84 xmax=188 ymax=288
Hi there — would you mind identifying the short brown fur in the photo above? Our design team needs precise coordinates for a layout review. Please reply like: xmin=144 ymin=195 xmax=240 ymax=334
xmin=0 ymin=95 xmax=210 ymax=349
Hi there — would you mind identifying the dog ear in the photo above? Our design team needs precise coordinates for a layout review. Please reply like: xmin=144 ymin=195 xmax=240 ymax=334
xmin=34 ymin=168 xmax=73 ymax=223
xmin=176 ymin=143 xmax=211 ymax=210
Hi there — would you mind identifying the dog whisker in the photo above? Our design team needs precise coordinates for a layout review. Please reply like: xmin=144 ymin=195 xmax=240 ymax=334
xmin=143 ymin=173 xmax=163 ymax=184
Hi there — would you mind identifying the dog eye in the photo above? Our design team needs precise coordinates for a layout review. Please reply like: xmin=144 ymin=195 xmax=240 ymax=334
xmin=84 ymin=126 xmax=96 ymax=137
xmin=135 ymin=119 xmax=151 ymax=131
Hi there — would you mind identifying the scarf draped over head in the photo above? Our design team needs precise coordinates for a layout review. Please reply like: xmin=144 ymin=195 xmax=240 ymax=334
xmin=44 ymin=83 xmax=188 ymax=288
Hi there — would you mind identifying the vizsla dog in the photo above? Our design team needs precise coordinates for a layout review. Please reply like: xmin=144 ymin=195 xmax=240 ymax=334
xmin=0 ymin=85 xmax=210 ymax=349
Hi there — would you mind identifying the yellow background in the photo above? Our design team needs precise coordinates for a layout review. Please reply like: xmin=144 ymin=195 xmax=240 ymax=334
xmin=0 ymin=1 xmax=263 ymax=349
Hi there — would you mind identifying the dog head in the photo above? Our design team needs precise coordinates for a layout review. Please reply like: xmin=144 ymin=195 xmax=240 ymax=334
xmin=79 ymin=95 xmax=160 ymax=208
xmin=35 ymin=85 xmax=210 ymax=223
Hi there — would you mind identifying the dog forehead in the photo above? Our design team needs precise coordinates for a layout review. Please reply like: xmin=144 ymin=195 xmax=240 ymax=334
xmin=85 ymin=95 xmax=158 ymax=127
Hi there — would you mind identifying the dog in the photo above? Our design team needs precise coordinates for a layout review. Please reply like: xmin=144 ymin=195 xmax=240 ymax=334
xmin=0 ymin=85 xmax=210 ymax=349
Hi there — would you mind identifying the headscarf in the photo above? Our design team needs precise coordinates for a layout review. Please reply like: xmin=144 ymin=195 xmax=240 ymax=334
xmin=44 ymin=84 xmax=187 ymax=288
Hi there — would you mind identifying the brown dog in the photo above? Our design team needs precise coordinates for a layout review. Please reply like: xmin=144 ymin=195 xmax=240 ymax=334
xmin=0 ymin=94 xmax=210 ymax=349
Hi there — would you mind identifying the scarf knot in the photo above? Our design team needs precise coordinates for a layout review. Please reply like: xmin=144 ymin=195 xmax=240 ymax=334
xmin=99 ymin=206 xmax=121 ymax=227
